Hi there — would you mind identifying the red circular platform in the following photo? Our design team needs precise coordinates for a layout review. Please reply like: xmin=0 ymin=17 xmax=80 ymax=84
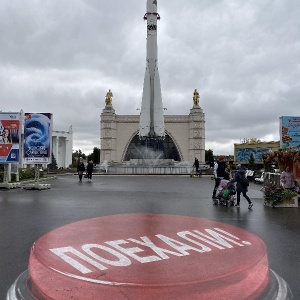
xmin=28 ymin=214 xmax=269 ymax=299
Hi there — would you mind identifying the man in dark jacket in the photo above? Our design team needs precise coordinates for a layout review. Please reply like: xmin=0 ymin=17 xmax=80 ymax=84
xmin=212 ymin=156 xmax=226 ymax=199
xmin=231 ymin=165 xmax=253 ymax=209
xmin=193 ymin=157 xmax=201 ymax=176
xmin=77 ymin=159 xmax=85 ymax=182
xmin=86 ymin=160 xmax=94 ymax=181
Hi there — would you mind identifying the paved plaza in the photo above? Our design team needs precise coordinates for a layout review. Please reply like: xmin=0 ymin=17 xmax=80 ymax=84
xmin=1 ymin=174 xmax=300 ymax=299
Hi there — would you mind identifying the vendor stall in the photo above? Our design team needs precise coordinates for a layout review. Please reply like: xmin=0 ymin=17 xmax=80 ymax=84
xmin=262 ymin=149 xmax=299 ymax=207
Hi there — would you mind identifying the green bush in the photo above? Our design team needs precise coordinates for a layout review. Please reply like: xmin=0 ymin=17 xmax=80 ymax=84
xmin=69 ymin=163 xmax=78 ymax=168
xmin=282 ymin=189 xmax=297 ymax=200
xmin=0 ymin=167 xmax=45 ymax=182
xmin=19 ymin=168 xmax=35 ymax=180
xmin=19 ymin=168 xmax=43 ymax=181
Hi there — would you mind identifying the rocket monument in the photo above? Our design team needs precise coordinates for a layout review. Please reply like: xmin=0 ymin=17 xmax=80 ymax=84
xmin=139 ymin=0 xmax=165 ymax=140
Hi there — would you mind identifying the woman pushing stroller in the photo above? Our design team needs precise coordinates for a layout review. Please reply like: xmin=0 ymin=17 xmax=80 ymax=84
xmin=231 ymin=165 xmax=253 ymax=209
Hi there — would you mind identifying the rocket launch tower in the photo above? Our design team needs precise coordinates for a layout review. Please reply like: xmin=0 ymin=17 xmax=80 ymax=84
xmin=139 ymin=0 xmax=165 ymax=140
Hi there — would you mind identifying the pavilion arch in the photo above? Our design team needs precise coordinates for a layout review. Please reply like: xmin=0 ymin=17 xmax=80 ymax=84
xmin=100 ymin=104 xmax=205 ymax=164
xmin=121 ymin=129 xmax=183 ymax=162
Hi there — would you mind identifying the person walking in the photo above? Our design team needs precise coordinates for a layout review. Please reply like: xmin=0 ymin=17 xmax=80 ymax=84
xmin=212 ymin=156 xmax=226 ymax=199
xmin=77 ymin=159 xmax=85 ymax=182
xmin=193 ymin=157 xmax=200 ymax=176
xmin=224 ymin=163 xmax=232 ymax=180
xmin=86 ymin=160 xmax=94 ymax=181
xmin=280 ymin=166 xmax=295 ymax=189
xmin=232 ymin=165 xmax=253 ymax=209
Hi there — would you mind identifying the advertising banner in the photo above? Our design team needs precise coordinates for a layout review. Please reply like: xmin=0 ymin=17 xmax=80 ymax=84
xmin=24 ymin=113 xmax=53 ymax=164
xmin=235 ymin=147 xmax=270 ymax=163
xmin=280 ymin=116 xmax=300 ymax=149
xmin=0 ymin=112 xmax=21 ymax=163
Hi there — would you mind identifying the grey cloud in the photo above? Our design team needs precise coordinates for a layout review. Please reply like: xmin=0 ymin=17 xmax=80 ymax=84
xmin=1 ymin=0 xmax=299 ymax=155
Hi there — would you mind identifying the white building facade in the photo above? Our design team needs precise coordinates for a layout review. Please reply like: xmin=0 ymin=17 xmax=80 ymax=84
xmin=51 ymin=126 xmax=73 ymax=168
xmin=100 ymin=91 xmax=205 ymax=165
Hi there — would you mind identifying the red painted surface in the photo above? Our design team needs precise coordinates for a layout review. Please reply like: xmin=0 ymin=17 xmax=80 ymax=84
xmin=28 ymin=214 xmax=269 ymax=299
xmin=0 ymin=144 xmax=12 ymax=156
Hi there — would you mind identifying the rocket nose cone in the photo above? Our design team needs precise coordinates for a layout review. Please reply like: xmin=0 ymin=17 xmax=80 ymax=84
xmin=147 ymin=0 xmax=157 ymax=12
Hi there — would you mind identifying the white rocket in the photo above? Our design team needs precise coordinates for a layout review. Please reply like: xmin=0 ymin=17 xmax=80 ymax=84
xmin=139 ymin=0 xmax=165 ymax=140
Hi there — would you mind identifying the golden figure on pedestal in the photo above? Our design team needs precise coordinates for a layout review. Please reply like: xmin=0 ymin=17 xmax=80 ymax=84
xmin=193 ymin=89 xmax=200 ymax=106
xmin=105 ymin=89 xmax=113 ymax=106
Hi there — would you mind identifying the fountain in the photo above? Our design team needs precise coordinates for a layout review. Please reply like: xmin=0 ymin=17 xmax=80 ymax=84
xmin=105 ymin=145 xmax=193 ymax=175
xmin=131 ymin=146 xmax=163 ymax=168
xmin=100 ymin=160 xmax=108 ymax=173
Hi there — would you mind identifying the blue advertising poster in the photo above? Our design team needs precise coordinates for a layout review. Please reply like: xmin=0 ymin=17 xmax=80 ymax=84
xmin=280 ymin=116 xmax=300 ymax=149
xmin=24 ymin=113 xmax=53 ymax=164
xmin=0 ymin=112 xmax=21 ymax=163
xmin=235 ymin=147 xmax=271 ymax=163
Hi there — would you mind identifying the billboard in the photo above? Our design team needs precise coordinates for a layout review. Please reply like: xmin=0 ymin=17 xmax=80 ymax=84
xmin=280 ymin=116 xmax=300 ymax=149
xmin=235 ymin=147 xmax=271 ymax=163
xmin=24 ymin=113 xmax=53 ymax=164
xmin=0 ymin=112 xmax=21 ymax=163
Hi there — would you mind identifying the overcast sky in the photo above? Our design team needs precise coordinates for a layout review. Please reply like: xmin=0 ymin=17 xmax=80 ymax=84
xmin=1 ymin=0 xmax=299 ymax=156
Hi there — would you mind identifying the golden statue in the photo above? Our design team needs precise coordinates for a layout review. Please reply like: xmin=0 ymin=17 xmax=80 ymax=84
xmin=105 ymin=89 xmax=113 ymax=106
xmin=193 ymin=89 xmax=200 ymax=106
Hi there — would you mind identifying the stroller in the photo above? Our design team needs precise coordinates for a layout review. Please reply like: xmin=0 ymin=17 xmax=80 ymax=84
xmin=213 ymin=179 xmax=236 ymax=206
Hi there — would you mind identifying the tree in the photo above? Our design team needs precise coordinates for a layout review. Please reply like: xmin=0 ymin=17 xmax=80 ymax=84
xmin=248 ymin=153 xmax=255 ymax=170
xmin=205 ymin=149 xmax=214 ymax=166
xmin=48 ymin=153 xmax=58 ymax=170
xmin=72 ymin=149 xmax=86 ymax=164
xmin=86 ymin=148 xmax=100 ymax=164
xmin=93 ymin=147 xmax=100 ymax=164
